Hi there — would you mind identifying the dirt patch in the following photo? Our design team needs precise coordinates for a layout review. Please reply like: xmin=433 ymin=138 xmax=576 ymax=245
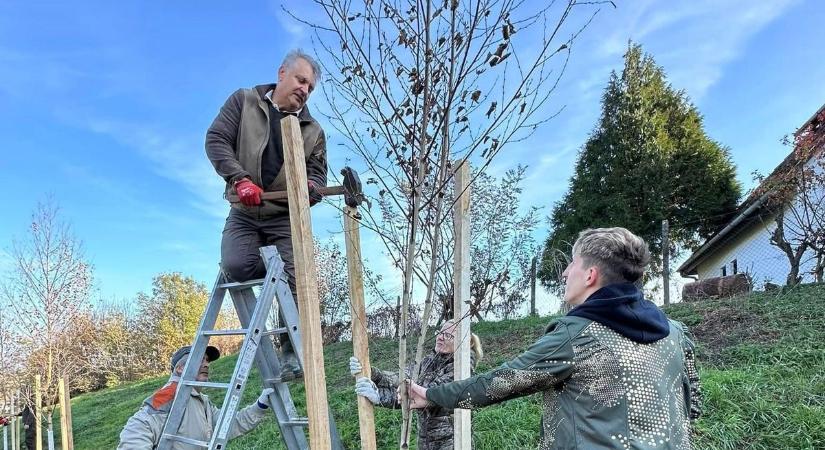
xmin=691 ymin=305 xmax=780 ymax=366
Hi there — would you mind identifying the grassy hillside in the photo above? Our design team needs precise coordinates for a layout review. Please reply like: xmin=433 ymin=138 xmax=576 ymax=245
xmin=65 ymin=284 xmax=824 ymax=449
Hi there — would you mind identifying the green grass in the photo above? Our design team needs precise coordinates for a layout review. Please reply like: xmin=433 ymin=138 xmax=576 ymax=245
xmin=63 ymin=284 xmax=825 ymax=449
xmin=666 ymin=283 xmax=825 ymax=450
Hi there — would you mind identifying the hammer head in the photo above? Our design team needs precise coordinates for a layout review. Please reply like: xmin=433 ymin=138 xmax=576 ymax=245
xmin=341 ymin=167 xmax=367 ymax=208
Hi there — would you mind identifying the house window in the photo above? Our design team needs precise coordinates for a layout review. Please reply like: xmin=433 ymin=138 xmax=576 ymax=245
xmin=721 ymin=266 xmax=727 ymax=277
xmin=732 ymin=259 xmax=738 ymax=274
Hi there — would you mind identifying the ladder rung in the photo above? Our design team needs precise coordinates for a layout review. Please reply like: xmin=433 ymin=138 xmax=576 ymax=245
xmin=182 ymin=381 xmax=231 ymax=390
xmin=203 ymin=328 xmax=249 ymax=336
xmin=281 ymin=418 xmax=309 ymax=426
xmin=163 ymin=434 xmax=209 ymax=447
xmin=262 ymin=327 xmax=288 ymax=336
xmin=217 ymin=278 xmax=265 ymax=290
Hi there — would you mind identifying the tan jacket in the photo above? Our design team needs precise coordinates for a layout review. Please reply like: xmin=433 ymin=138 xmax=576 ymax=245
xmin=117 ymin=381 xmax=268 ymax=450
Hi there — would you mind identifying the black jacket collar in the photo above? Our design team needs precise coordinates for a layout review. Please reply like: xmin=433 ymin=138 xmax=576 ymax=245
xmin=567 ymin=282 xmax=669 ymax=343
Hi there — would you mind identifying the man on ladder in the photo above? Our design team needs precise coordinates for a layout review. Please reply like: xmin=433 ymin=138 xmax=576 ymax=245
xmin=205 ymin=48 xmax=328 ymax=379
xmin=134 ymin=47 xmax=346 ymax=450
xmin=117 ymin=346 xmax=273 ymax=449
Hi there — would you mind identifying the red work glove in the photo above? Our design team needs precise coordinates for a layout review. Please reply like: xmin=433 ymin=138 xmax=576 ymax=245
xmin=234 ymin=178 xmax=263 ymax=206
xmin=307 ymin=180 xmax=323 ymax=206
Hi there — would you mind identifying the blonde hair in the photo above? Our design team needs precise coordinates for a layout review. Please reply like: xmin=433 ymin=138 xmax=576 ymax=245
xmin=470 ymin=333 xmax=483 ymax=366
xmin=572 ymin=227 xmax=651 ymax=285
xmin=442 ymin=320 xmax=483 ymax=366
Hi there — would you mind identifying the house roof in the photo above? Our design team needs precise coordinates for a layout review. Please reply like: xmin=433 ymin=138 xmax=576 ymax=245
xmin=678 ymin=102 xmax=825 ymax=277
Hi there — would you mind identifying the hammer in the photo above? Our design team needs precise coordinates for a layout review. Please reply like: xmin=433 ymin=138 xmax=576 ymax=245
xmin=226 ymin=166 xmax=366 ymax=208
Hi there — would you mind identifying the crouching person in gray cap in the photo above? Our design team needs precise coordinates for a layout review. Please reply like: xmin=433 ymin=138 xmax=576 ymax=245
xmin=118 ymin=345 xmax=274 ymax=449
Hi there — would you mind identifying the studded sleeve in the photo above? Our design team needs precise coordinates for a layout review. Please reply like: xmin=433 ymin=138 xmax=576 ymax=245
xmin=426 ymin=320 xmax=576 ymax=409
xmin=680 ymin=323 xmax=703 ymax=421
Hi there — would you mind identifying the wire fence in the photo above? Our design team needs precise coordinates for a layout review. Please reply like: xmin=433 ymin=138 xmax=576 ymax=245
xmin=662 ymin=213 xmax=824 ymax=305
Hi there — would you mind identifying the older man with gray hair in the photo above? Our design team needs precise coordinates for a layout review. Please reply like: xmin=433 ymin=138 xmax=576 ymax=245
xmin=117 ymin=345 xmax=273 ymax=449
xmin=409 ymin=227 xmax=702 ymax=449
xmin=205 ymin=49 xmax=327 ymax=378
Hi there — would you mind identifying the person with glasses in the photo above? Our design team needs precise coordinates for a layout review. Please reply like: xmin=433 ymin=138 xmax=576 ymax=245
xmin=349 ymin=320 xmax=483 ymax=450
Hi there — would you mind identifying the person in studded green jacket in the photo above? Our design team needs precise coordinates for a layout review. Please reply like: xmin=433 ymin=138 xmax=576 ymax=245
xmin=409 ymin=227 xmax=702 ymax=450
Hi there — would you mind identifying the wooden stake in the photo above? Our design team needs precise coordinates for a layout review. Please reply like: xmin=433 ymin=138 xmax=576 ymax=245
xmin=13 ymin=393 xmax=19 ymax=450
xmin=280 ymin=115 xmax=331 ymax=449
xmin=34 ymin=376 xmax=41 ymax=450
xmin=452 ymin=161 xmax=472 ymax=450
xmin=11 ymin=394 xmax=17 ymax=450
xmin=57 ymin=379 xmax=72 ymax=450
xmin=7 ymin=395 xmax=13 ymax=450
xmin=343 ymin=206 xmax=378 ymax=450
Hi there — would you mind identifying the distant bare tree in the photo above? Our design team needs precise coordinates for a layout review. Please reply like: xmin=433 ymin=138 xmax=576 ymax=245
xmin=0 ymin=309 xmax=24 ymax=411
xmin=1 ymin=199 xmax=95 ymax=440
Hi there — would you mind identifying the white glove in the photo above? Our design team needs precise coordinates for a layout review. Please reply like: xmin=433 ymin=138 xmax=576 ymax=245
xmin=349 ymin=356 xmax=363 ymax=376
xmin=355 ymin=377 xmax=380 ymax=405
xmin=257 ymin=387 xmax=275 ymax=409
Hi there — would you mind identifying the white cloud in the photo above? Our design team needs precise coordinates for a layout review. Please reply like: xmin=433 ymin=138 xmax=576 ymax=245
xmin=268 ymin=0 xmax=323 ymax=45
xmin=595 ymin=0 xmax=798 ymax=101
xmin=80 ymin=117 xmax=228 ymax=219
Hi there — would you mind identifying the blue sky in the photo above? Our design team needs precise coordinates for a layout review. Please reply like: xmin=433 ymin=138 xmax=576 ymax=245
xmin=1 ymin=0 xmax=823 ymax=310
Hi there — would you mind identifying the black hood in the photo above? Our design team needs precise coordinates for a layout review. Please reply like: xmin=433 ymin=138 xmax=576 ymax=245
xmin=567 ymin=282 xmax=669 ymax=343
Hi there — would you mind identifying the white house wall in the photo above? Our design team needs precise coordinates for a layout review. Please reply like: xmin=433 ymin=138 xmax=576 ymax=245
xmin=695 ymin=216 xmax=787 ymax=286
xmin=695 ymin=157 xmax=824 ymax=286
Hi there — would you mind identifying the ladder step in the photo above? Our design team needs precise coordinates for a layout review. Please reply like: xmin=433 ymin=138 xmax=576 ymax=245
xmin=281 ymin=418 xmax=309 ymax=427
xmin=262 ymin=327 xmax=289 ymax=336
xmin=217 ymin=278 xmax=265 ymax=290
xmin=162 ymin=434 xmax=209 ymax=447
xmin=203 ymin=328 xmax=249 ymax=336
xmin=182 ymin=381 xmax=232 ymax=390
xmin=264 ymin=377 xmax=288 ymax=384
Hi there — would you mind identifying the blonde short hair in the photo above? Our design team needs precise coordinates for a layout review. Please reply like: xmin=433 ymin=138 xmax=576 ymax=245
xmin=572 ymin=227 xmax=650 ymax=285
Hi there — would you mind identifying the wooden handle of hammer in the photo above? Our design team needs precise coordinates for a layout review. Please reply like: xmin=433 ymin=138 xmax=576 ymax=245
xmin=226 ymin=185 xmax=345 ymax=204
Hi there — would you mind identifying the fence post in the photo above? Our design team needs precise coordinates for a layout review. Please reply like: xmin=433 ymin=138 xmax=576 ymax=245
xmin=530 ymin=256 xmax=537 ymax=316
xmin=662 ymin=219 xmax=670 ymax=306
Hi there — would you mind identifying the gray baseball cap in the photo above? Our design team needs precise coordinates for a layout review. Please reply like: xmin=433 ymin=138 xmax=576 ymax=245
xmin=170 ymin=345 xmax=220 ymax=372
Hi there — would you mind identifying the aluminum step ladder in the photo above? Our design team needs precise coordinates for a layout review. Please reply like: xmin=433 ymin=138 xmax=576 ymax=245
xmin=157 ymin=245 xmax=344 ymax=450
